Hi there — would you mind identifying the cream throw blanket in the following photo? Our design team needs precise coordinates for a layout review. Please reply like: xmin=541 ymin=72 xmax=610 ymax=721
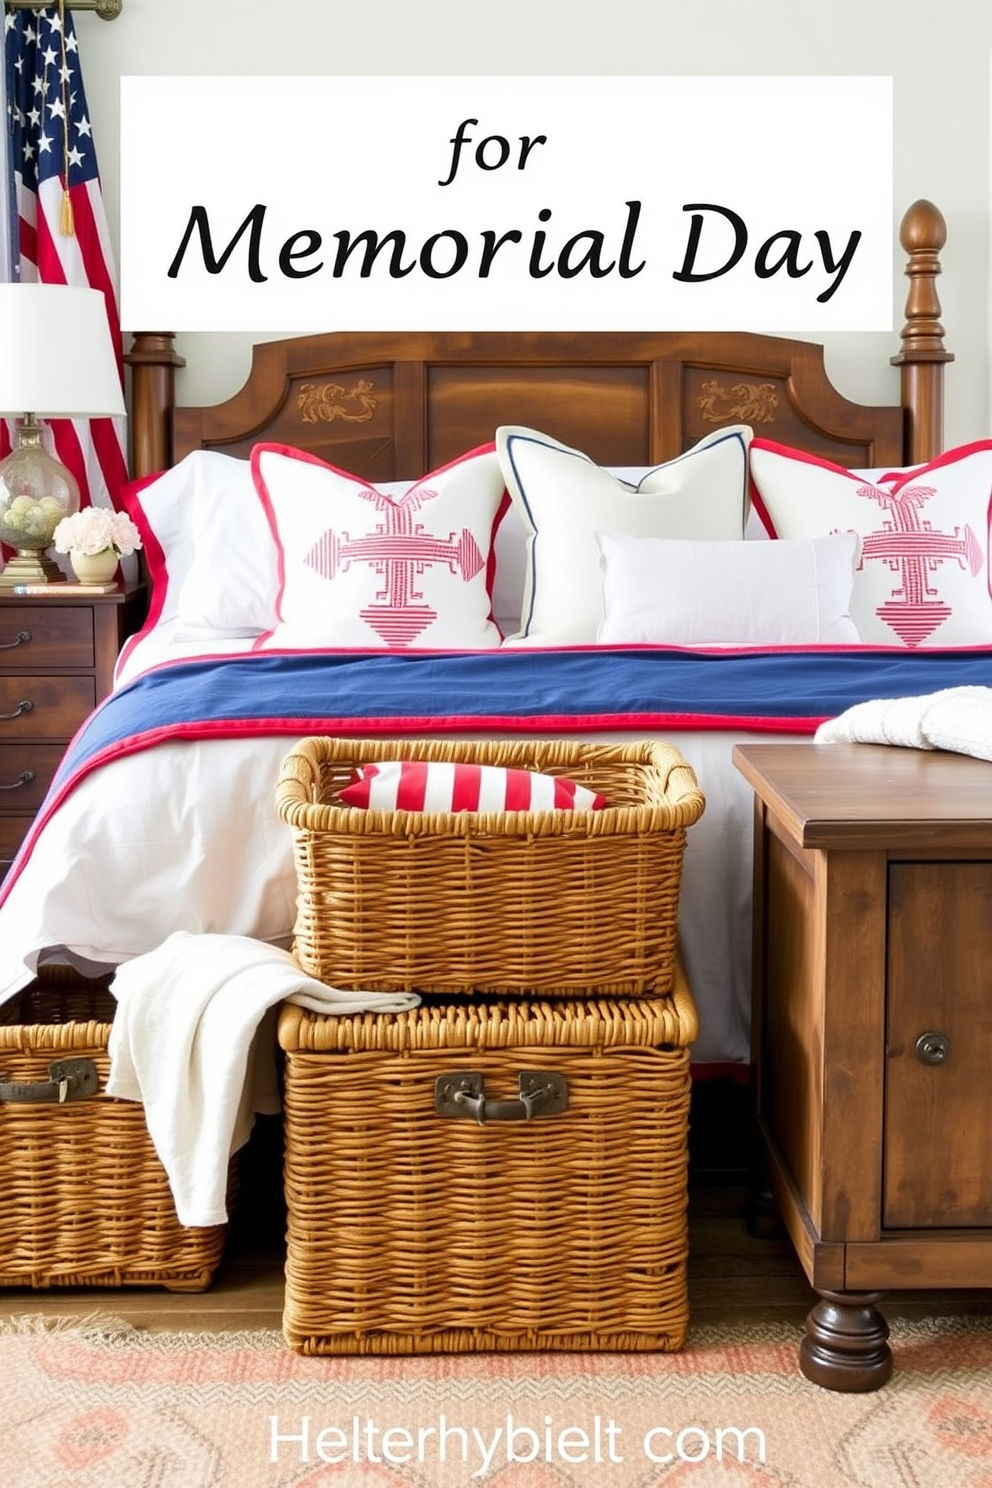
xmin=815 ymin=685 xmax=992 ymax=760
xmin=107 ymin=931 xmax=420 ymax=1228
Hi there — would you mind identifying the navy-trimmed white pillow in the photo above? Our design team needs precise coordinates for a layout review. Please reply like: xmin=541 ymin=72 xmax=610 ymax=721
xmin=495 ymin=425 xmax=752 ymax=646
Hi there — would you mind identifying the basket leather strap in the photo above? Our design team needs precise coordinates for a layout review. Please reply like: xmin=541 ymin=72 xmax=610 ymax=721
xmin=0 ymin=1057 xmax=99 ymax=1104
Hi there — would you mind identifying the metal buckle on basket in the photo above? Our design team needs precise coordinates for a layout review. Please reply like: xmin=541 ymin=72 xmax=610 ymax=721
xmin=434 ymin=1071 xmax=568 ymax=1124
xmin=0 ymin=1057 xmax=99 ymax=1105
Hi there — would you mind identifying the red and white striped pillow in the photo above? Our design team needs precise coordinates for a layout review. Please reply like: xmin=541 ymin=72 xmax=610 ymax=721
xmin=338 ymin=760 xmax=606 ymax=812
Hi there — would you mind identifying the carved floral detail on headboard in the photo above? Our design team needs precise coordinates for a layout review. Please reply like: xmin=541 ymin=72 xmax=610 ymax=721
xmin=698 ymin=379 xmax=778 ymax=425
xmin=297 ymin=379 xmax=377 ymax=425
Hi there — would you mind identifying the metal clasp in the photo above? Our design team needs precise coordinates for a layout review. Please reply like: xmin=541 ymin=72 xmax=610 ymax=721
xmin=434 ymin=1070 xmax=569 ymax=1124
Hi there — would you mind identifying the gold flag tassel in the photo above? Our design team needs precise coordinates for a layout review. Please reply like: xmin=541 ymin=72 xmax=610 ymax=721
xmin=59 ymin=1 xmax=75 ymax=237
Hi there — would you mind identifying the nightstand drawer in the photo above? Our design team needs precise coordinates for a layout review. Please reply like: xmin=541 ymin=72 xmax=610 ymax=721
xmin=0 ymin=674 xmax=96 ymax=740
xmin=0 ymin=744 xmax=65 ymax=813
xmin=0 ymin=606 xmax=95 ymax=670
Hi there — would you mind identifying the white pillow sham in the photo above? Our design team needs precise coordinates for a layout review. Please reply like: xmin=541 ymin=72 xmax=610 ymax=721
xmin=120 ymin=450 xmax=278 ymax=642
xmin=174 ymin=452 xmax=279 ymax=640
xmin=496 ymin=425 xmax=752 ymax=646
xmin=750 ymin=438 xmax=992 ymax=648
xmin=252 ymin=442 xmax=507 ymax=649
xmin=596 ymin=530 xmax=862 ymax=646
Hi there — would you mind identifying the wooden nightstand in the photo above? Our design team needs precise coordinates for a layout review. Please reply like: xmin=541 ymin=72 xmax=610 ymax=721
xmin=734 ymin=740 xmax=992 ymax=1393
xmin=0 ymin=583 xmax=146 ymax=878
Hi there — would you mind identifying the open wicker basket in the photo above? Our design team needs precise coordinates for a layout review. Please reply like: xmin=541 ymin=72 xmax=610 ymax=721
xmin=279 ymin=962 xmax=698 ymax=1355
xmin=275 ymin=735 xmax=705 ymax=998
xmin=0 ymin=970 xmax=228 ymax=1290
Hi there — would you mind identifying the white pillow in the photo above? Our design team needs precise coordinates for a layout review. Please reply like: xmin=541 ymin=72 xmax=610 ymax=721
xmin=750 ymin=438 xmax=992 ymax=648
xmin=120 ymin=450 xmax=278 ymax=642
xmin=174 ymin=452 xmax=279 ymax=640
xmin=496 ymin=425 xmax=752 ymax=645
xmin=119 ymin=456 xmax=201 ymax=631
xmin=251 ymin=442 xmax=507 ymax=648
xmin=596 ymin=531 xmax=862 ymax=646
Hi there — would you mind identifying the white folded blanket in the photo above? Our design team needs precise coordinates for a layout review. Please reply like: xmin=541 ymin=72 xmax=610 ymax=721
xmin=107 ymin=931 xmax=420 ymax=1227
xmin=815 ymin=685 xmax=992 ymax=761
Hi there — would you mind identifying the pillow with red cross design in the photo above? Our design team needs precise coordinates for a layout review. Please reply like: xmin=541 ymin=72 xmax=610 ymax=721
xmin=749 ymin=438 xmax=992 ymax=649
xmin=251 ymin=443 xmax=508 ymax=649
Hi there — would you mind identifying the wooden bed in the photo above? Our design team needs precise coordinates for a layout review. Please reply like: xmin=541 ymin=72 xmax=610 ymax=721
xmin=126 ymin=199 xmax=951 ymax=486
xmin=1 ymin=197 xmax=976 ymax=1389
xmin=3 ymin=194 xmax=951 ymax=1072
xmin=110 ymin=191 xmax=957 ymax=1150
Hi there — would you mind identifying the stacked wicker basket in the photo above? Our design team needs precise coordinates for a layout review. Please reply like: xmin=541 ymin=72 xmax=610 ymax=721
xmin=0 ymin=969 xmax=227 ymax=1291
xmin=275 ymin=734 xmax=705 ymax=1356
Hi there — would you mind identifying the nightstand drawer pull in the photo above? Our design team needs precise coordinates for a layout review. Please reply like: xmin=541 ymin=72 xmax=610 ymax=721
xmin=0 ymin=629 xmax=31 ymax=651
xmin=0 ymin=769 xmax=34 ymax=792
xmin=0 ymin=699 xmax=32 ymax=721
xmin=915 ymin=1031 xmax=949 ymax=1065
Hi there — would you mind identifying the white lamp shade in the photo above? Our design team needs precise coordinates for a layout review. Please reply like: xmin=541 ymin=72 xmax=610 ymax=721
xmin=0 ymin=283 xmax=126 ymax=418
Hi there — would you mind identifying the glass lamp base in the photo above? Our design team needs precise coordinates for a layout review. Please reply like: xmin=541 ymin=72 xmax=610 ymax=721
xmin=0 ymin=548 xmax=66 ymax=586
xmin=0 ymin=414 xmax=81 ymax=586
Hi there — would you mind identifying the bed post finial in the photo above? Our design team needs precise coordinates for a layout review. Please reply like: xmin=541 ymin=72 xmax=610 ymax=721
xmin=125 ymin=332 xmax=185 ymax=478
xmin=890 ymin=199 xmax=953 ymax=464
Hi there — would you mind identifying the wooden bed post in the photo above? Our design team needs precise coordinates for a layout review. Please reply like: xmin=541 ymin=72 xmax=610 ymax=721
xmin=124 ymin=332 xmax=185 ymax=478
xmin=891 ymin=199 xmax=953 ymax=464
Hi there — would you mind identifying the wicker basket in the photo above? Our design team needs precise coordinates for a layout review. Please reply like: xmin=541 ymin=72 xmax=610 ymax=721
xmin=278 ymin=960 xmax=698 ymax=1355
xmin=275 ymin=735 xmax=704 ymax=997
xmin=0 ymin=971 xmax=227 ymax=1290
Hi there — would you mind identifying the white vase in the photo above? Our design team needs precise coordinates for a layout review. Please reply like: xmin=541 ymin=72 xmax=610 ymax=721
xmin=70 ymin=547 xmax=119 ymax=584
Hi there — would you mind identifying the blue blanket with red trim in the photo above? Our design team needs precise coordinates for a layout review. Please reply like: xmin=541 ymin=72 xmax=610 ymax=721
xmin=46 ymin=643 xmax=992 ymax=805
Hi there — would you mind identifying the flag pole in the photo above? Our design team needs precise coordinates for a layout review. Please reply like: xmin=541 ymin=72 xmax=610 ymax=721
xmin=3 ymin=1 xmax=122 ymax=18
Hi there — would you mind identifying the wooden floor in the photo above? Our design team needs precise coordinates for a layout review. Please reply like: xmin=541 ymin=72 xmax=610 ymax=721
xmin=0 ymin=1110 xmax=989 ymax=1334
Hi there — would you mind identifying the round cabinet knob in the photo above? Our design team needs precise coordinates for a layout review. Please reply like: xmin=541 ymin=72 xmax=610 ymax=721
xmin=915 ymin=1031 xmax=949 ymax=1066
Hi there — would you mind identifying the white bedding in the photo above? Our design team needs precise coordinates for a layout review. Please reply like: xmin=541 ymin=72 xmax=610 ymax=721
xmin=0 ymin=715 xmax=759 ymax=1067
xmin=114 ymin=619 xmax=261 ymax=687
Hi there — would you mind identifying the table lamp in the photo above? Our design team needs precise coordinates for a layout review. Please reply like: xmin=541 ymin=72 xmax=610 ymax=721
xmin=0 ymin=283 xmax=126 ymax=585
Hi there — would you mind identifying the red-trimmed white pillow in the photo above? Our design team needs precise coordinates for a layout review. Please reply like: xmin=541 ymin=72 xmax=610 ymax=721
xmin=339 ymin=760 xmax=606 ymax=812
xmin=251 ymin=443 xmax=508 ymax=649
xmin=750 ymin=438 xmax=992 ymax=649
xmin=119 ymin=450 xmax=280 ymax=636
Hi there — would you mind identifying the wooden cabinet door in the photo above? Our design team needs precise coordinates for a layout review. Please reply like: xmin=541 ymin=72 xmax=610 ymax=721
xmin=884 ymin=862 xmax=992 ymax=1228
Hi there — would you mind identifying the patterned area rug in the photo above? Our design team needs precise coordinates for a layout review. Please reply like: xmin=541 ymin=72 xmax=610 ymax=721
xmin=1 ymin=1315 xmax=991 ymax=1488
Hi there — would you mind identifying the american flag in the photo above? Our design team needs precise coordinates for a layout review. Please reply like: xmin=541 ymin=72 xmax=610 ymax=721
xmin=1 ymin=3 xmax=128 ymax=517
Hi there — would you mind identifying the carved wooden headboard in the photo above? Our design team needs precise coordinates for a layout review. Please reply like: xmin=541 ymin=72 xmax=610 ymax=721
xmin=125 ymin=200 xmax=952 ymax=483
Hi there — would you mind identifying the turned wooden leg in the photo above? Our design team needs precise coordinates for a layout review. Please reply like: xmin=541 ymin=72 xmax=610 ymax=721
xmin=799 ymin=1290 xmax=893 ymax=1392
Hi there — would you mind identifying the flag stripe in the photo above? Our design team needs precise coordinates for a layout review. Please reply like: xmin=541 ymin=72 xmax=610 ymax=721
xmin=2 ymin=5 xmax=129 ymax=529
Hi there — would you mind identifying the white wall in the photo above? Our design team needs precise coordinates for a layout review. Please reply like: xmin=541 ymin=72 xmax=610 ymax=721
xmin=78 ymin=0 xmax=991 ymax=448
